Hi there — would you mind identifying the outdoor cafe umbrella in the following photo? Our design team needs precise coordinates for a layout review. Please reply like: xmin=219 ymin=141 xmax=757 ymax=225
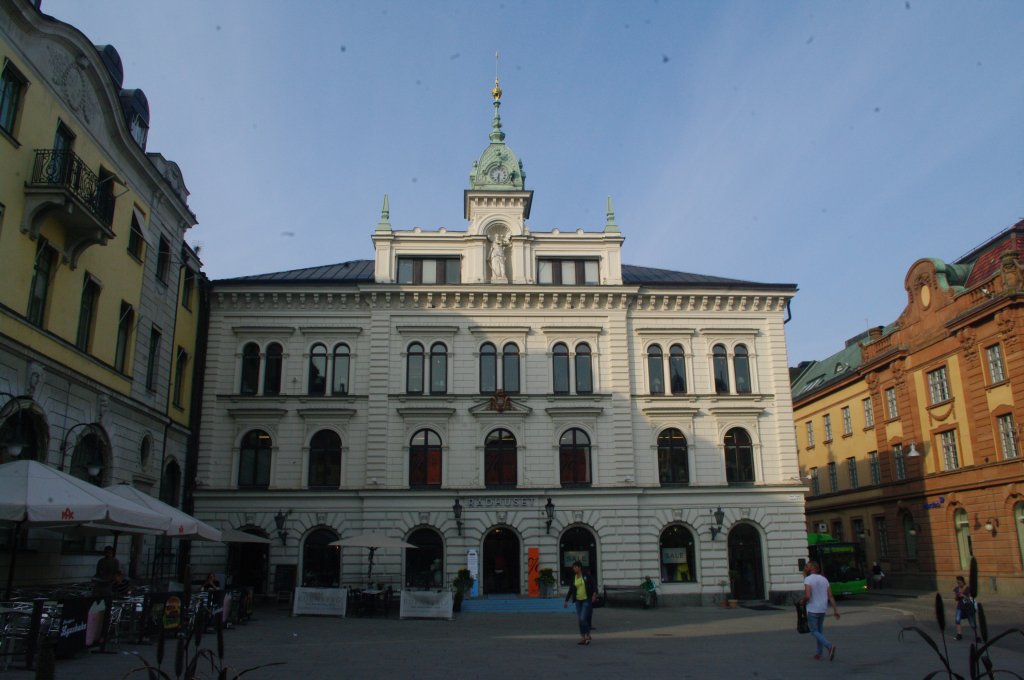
xmin=328 ymin=533 xmax=417 ymax=583
xmin=104 ymin=483 xmax=222 ymax=542
xmin=0 ymin=459 xmax=168 ymax=597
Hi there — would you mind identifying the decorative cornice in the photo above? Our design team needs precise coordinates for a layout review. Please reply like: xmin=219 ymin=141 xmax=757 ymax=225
xmin=225 ymin=407 xmax=288 ymax=418
xmin=396 ymin=406 xmax=457 ymax=418
xmin=395 ymin=325 xmax=460 ymax=336
xmin=544 ymin=406 xmax=604 ymax=418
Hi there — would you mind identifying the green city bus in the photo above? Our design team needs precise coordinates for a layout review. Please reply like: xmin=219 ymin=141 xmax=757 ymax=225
xmin=807 ymin=532 xmax=868 ymax=596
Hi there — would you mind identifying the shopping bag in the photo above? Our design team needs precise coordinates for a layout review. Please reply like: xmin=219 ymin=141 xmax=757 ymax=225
xmin=795 ymin=602 xmax=810 ymax=634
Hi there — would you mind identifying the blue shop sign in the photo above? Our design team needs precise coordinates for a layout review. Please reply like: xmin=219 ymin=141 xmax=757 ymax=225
xmin=923 ymin=496 xmax=945 ymax=510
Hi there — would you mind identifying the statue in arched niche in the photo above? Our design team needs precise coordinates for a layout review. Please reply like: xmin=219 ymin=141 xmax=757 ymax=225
xmin=489 ymin=229 xmax=510 ymax=281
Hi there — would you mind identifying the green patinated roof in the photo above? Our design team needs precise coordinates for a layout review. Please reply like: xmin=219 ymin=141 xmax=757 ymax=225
xmin=468 ymin=78 xmax=526 ymax=191
xmin=928 ymin=258 xmax=974 ymax=294
xmin=790 ymin=323 xmax=897 ymax=400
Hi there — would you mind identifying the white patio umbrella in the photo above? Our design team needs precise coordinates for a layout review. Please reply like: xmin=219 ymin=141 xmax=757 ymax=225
xmin=328 ymin=533 xmax=417 ymax=583
xmin=104 ymin=483 xmax=222 ymax=541
xmin=0 ymin=459 xmax=168 ymax=597
xmin=220 ymin=528 xmax=272 ymax=544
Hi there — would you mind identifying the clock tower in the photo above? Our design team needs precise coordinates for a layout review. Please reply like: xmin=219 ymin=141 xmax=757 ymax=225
xmin=465 ymin=76 xmax=533 ymax=282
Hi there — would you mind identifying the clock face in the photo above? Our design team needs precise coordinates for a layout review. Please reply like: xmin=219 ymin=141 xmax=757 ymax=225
xmin=488 ymin=165 xmax=509 ymax=183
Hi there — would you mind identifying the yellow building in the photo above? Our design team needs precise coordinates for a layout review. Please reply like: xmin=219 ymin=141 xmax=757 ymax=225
xmin=793 ymin=223 xmax=1024 ymax=595
xmin=0 ymin=0 xmax=203 ymax=588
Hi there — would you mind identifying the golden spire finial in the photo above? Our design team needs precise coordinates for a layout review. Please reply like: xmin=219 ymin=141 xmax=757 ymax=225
xmin=491 ymin=51 xmax=502 ymax=101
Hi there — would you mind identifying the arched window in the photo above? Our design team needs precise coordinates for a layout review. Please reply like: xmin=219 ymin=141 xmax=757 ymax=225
xmin=480 ymin=342 xmax=497 ymax=394
xmin=724 ymin=428 xmax=754 ymax=484
xmin=240 ymin=342 xmax=260 ymax=395
xmin=70 ymin=430 xmax=106 ymax=487
xmin=406 ymin=528 xmax=444 ymax=588
xmin=239 ymin=430 xmax=272 ymax=488
xmin=648 ymin=345 xmax=665 ymax=394
xmin=263 ymin=343 xmax=282 ymax=395
xmin=1015 ymin=503 xmax=1024 ymax=569
xmin=657 ymin=428 xmax=688 ymax=485
xmin=409 ymin=429 xmax=442 ymax=488
xmin=659 ymin=525 xmax=696 ymax=583
xmin=308 ymin=429 xmax=341 ymax=488
xmin=160 ymin=459 xmax=181 ymax=507
xmin=485 ymin=428 xmax=517 ymax=487
xmin=308 ymin=343 xmax=327 ymax=396
xmin=552 ymin=343 xmax=569 ymax=394
xmin=575 ymin=343 xmax=593 ymax=394
xmin=903 ymin=512 xmax=918 ymax=560
xmin=559 ymin=428 xmax=591 ymax=486
xmin=954 ymin=508 xmax=972 ymax=570
xmin=713 ymin=344 xmax=730 ymax=394
xmin=0 ymin=400 xmax=44 ymax=463
xmin=734 ymin=344 xmax=751 ymax=394
xmin=332 ymin=343 xmax=350 ymax=395
xmin=406 ymin=342 xmax=424 ymax=394
xmin=502 ymin=343 xmax=520 ymax=394
xmin=302 ymin=528 xmax=340 ymax=587
xmin=430 ymin=342 xmax=448 ymax=394
xmin=669 ymin=344 xmax=687 ymax=394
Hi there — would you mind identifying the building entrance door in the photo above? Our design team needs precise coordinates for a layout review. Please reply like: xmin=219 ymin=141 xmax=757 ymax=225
xmin=482 ymin=527 xmax=519 ymax=594
xmin=727 ymin=524 xmax=765 ymax=600
xmin=228 ymin=528 xmax=270 ymax=594
xmin=558 ymin=526 xmax=598 ymax=588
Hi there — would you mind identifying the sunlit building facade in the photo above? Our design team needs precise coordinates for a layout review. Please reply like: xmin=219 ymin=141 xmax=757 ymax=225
xmin=0 ymin=1 xmax=203 ymax=588
xmin=793 ymin=223 xmax=1024 ymax=595
xmin=192 ymin=83 xmax=804 ymax=605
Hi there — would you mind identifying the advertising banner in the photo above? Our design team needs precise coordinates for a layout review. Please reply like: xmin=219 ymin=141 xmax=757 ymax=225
xmin=55 ymin=597 xmax=92 ymax=658
xmin=292 ymin=587 xmax=348 ymax=617
xmin=527 ymin=547 xmax=540 ymax=598
xmin=399 ymin=590 xmax=453 ymax=619
xmin=466 ymin=549 xmax=479 ymax=598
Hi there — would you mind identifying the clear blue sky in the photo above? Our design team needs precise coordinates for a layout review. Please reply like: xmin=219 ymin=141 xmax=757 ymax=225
xmin=41 ymin=0 xmax=1024 ymax=364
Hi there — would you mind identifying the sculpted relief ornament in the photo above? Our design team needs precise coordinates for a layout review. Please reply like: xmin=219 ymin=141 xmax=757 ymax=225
xmin=47 ymin=46 xmax=93 ymax=123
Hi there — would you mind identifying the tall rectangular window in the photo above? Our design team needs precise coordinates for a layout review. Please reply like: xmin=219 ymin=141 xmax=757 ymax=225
xmin=181 ymin=268 xmax=195 ymax=310
xmin=863 ymin=397 xmax=874 ymax=427
xmin=537 ymin=258 xmax=599 ymax=285
xmin=145 ymin=327 xmax=162 ymax=391
xmin=987 ymin=344 xmax=1006 ymax=383
xmin=869 ymin=451 xmax=881 ymax=485
xmin=157 ymin=237 xmax=171 ymax=284
xmin=927 ymin=366 xmax=950 ymax=404
xmin=396 ymin=257 xmax=461 ymax=284
xmin=76 ymin=277 xmax=100 ymax=352
xmin=823 ymin=414 xmax=833 ymax=442
xmin=114 ymin=301 xmax=134 ymax=373
xmin=805 ymin=421 xmax=815 ymax=447
xmin=847 ymin=457 xmax=859 ymax=489
xmin=841 ymin=406 xmax=852 ymax=435
xmin=875 ymin=517 xmax=890 ymax=558
xmin=885 ymin=387 xmax=898 ymax=420
xmin=828 ymin=462 xmax=838 ymax=493
xmin=809 ymin=467 xmax=820 ymax=496
xmin=997 ymin=413 xmax=1019 ymax=460
xmin=173 ymin=347 xmax=188 ymax=407
xmin=831 ymin=520 xmax=844 ymax=541
xmin=27 ymin=240 xmax=56 ymax=327
xmin=128 ymin=210 xmax=145 ymax=260
xmin=893 ymin=444 xmax=906 ymax=481
xmin=0 ymin=60 xmax=27 ymax=137
xmin=940 ymin=430 xmax=959 ymax=470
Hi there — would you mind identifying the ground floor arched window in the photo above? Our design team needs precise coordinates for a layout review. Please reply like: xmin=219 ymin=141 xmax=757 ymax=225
xmin=659 ymin=525 xmax=696 ymax=583
xmin=302 ymin=528 xmax=340 ymax=587
xmin=558 ymin=526 xmax=597 ymax=586
xmin=405 ymin=528 xmax=443 ymax=588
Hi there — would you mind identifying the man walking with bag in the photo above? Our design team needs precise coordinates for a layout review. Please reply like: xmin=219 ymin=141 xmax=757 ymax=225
xmin=800 ymin=561 xmax=840 ymax=661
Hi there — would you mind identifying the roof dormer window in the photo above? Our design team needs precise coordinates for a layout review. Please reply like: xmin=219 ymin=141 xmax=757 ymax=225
xmin=129 ymin=113 xmax=148 ymax=149
xmin=397 ymin=257 xmax=460 ymax=284
xmin=537 ymin=258 xmax=598 ymax=285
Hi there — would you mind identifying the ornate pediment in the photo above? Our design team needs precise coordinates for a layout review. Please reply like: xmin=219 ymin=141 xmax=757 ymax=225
xmin=469 ymin=391 xmax=531 ymax=417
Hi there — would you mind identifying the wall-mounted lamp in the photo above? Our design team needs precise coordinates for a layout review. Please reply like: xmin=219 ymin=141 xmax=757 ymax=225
xmin=0 ymin=392 xmax=28 ymax=459
xmin=984 ymin=518 xmax=999 ymax=535
xmin=544 ymin=498 xmax=555 ymax=534
xmin=908 ymin=527 xmax=918 ymax=536
xmin=274 ymin=509 xmax=290 ymax=546
xmin=709 ymin=506 xmax=726 ymax=540
xmin=906 ymin=442 xmax=921 ymax=457
xmin=452 ymin=498 xmax=463 ymax=536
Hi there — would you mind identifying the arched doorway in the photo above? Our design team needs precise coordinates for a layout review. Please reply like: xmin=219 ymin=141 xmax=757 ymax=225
xmin=727 ymin=523 xmax=765 ymax=600
xmin=405 ymin=528 xmax=443 ymax=588
xmin=482 ymin=527 xmax=519 ymax=594
xmin=228 ymin=526 xmax=271 ymax=594
xmin=0 ymin=397 xmax=48 ymax=464
xmin=558 ymin=526 xmax=598 ymax=587
xmin=302 ymin=528 xmax=340 ymax=587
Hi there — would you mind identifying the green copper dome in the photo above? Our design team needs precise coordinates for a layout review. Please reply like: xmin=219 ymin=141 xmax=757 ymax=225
xmin=468 ymin=77 xmax=526 ymax=191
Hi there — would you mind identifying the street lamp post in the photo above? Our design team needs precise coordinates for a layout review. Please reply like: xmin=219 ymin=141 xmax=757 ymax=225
xmin=59 ymin=422 xmax=100 ymax=474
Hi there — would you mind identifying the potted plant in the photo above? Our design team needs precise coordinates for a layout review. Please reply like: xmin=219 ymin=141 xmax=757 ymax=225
xmin=452 ymin=568 xmax=474 ymax=612
xmin=717 ymin=579 xmax=730 ymax=608
xmin=536 ymin=568 xmax=557 ymax=598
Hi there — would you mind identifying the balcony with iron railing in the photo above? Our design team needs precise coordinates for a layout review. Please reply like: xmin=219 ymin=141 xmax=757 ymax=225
xmin=22 ymin=149 xmax=118 ymax=268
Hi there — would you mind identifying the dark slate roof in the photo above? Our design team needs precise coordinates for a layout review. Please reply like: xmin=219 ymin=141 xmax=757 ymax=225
xmin=215 ymin=260 xmax=794 ymax=290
